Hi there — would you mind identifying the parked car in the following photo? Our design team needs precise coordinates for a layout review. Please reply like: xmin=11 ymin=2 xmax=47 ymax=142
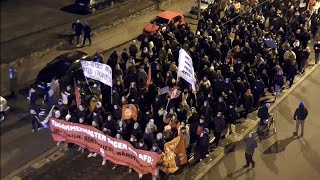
xmin=143 ymin=11 xmax=187 ymax=34
xmin=36 ymin=51 xmax=88 ymax=91
xmin=190 ymin=0 xmax=215 ymax=15
xmin=74 ymin=0 xmax=116 ymax=14
xmin=0 ymin=96 xmax=10 ymax=123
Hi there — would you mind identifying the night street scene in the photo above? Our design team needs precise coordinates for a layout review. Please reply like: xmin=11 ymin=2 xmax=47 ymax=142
xmin=1 ymin=0 xmax=320 ymax=180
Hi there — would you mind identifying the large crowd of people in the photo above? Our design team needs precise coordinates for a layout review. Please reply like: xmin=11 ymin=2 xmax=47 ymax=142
xmin=28 ymin=0 xmax=320 ymax=177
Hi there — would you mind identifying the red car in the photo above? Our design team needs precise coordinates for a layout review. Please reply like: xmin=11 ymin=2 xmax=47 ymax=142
xmin=143 ymin=11 xmax=187 ymax=34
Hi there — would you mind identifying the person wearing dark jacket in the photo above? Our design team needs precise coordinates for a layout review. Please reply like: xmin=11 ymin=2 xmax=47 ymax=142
xmin=287 ymin=61 xmax=298 ymax=87
xmin=102 ymin=114 xmax=117 ymax=137
xmin=197 ymin=128 xmax=210 ymax=161
xmin=293 ymin=102 xmax=308 ymax=137
xmin=225 ymin=105 xmax=239 ymax=136
xmin=72 ymin=20 xmax=83 ymax=45
xmin=212 ymin=112 xmax=226 ymax=148
xmin=252 ymin=77 xmax=265 ymax=107
xmin=314 ymin=37 xmax=320 ymax=64
xmin=131 ymin=122 xmax=143 ymax=140
xmin=243 ymin=132 xmax=257 ymax=168
xmin=243 ymin=89 xmax=254 ymax=119
xmin=82 ymin=23 xmax=92 ymax=46
xmin=143 ymin=127 xmax=154 ymax=150
xmin=274 ymin=70 xmax=284 ymax=100
xmin=258 ymin=103 xmax=270 ymax=124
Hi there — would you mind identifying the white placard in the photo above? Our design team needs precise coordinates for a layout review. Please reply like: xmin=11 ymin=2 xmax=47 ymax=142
xmin=81 ymin=60 xmax=112 ymax=87
xmin=177 ymin=49 xmax=196 ymax=91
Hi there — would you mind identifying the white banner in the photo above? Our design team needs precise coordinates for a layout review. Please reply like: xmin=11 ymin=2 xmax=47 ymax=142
xmin=177 ymin=49 xmax=196 ymax=91
xmin=81 ymin=60 xmax=112 ymax=87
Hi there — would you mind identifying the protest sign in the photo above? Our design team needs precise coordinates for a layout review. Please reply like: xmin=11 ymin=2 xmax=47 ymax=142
xmin=177 ymin=49 xmax=196 ymax=91
xmin=81 ymin=60 xmax=112 ymax=87
xmin=50 ymin=118 xmax=160 ymax=176
xmin=158 ymin=86 xmax=170 ymax=96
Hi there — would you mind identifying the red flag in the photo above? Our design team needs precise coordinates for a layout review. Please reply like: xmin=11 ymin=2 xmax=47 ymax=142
xmin=121 ymin=104 xmax=138 ymax=121
xmin=170 ymin=87 xmax=181 ymax=99
xmin=74 ymin=79 xmax=81 ymax=108
xmin=146 ymin=64 xmax=151 ymax=88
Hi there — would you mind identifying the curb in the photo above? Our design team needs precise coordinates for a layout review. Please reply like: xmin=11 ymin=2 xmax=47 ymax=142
xmin=193 ymin=63 xmax=320 ymax=180
xmin=2 ymin=145 xmax=62 ymax=180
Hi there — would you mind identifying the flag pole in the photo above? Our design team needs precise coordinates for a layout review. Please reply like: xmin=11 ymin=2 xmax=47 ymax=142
xmin=164 ymin=99 xmax=170 ymax=118
xmin=110 ymin=87 xmax=113 ymax=105
xmin=84 ymin=76 xmax=92 ymax=93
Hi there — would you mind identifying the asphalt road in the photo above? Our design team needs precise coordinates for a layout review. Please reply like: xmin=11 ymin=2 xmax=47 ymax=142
xmin=201 ymin=65 xmax=320 ymax=180
xmin=0 ymin=94 xmax=56 ymax=177
xmin=0 ymin=0 xmax=145 ymax=64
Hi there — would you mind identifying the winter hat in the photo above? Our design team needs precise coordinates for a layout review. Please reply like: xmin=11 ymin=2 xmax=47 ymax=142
xmin=299 ymin=101 xmax=304 ymax=107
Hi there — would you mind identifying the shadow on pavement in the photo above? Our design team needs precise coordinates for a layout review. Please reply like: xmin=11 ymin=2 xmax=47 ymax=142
xmin=263 ymin=136 xmax=296 ymax=154
xmin=299 ymin=139 xmax=320 ymax=175
xmin=61 ymin=4 xmax=91 ymax=15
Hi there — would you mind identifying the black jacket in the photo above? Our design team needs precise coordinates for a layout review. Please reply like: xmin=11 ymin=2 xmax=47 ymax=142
xmin=294 ymin=106 xmax=308 ymax=120
xmin=213 ymin=117 xmax=226 ymax=133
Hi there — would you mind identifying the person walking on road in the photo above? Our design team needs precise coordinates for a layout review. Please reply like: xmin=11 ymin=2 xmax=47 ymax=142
xmin=30 ymin=109 xmax=43 ymax=132
xmin=293 ymin=102 xmax=309 ymax=137
xmin=72 ymin=20 xmax=83 ymax=46
xmin=314 ymin=33 xmax=320 ymax=64
xmin=243 ymin=132 xmax=257 ymax=168
xmin=82 ymin=23 xmax=92 ymax=46
xmin=8 ymin=66 xmax=17 ymax=97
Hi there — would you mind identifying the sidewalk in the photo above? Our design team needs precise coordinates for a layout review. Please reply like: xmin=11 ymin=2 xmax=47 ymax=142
xmin=0 ymin=0 xmax=192 ymax=97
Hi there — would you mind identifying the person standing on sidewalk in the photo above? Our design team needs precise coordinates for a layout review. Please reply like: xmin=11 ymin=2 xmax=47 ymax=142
xmin=273 ymin=69 xmax=284 ymax=101
xmin=8 ymin=66 xmax=17 ymax=97
xmin=243 ymin=132 xmax=257 ymax=168
xmin=72 ymin=20 xmax=83 ymax=45
xmin=82 ymin=23 xmax=92 ymax=46
xmin=293 ymin=102 xmax=308 ymax=137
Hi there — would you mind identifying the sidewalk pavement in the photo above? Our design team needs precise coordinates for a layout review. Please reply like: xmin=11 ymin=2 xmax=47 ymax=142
xmin=0 ymin=0 xmax=193 ymax=97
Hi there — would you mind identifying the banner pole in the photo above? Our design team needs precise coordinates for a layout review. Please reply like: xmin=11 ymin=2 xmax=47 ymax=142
xmin=110 ymin=87 xmax=113 ymax=105
xmin=85 ymin=76 xmax=92 ymax=93
xmin=164 ymin=98 xmax=170 ymax=118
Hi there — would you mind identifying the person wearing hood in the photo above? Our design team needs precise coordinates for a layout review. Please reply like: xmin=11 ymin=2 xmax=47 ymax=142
xmin=293 ymin=102 xmax=308 ymax=137
xmin=243 ymin=132 xmax=257 ymax=168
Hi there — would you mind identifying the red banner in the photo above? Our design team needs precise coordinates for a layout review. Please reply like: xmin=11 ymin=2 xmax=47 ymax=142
xmin=50 ymin=118 xmax=160 ymax=176
xmin=121 ymin=104 xmax=138 ymax=121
